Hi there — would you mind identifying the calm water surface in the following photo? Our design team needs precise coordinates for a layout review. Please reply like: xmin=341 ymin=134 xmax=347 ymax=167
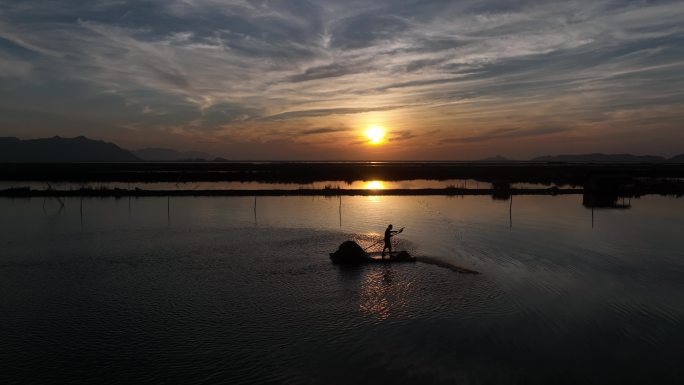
xmin=1 ymin=194 xmax=683 ymax=384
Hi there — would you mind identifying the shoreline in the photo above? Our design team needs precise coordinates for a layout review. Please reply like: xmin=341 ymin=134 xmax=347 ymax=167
xmin=1 ymin=187 xmax=579 ymax=197
xmin=2 ymin=162 xmax=683 ymax=200
xmin=2 ymin=162 xmax=683 ymax=184
xmin=1 ymin=186 xmax=682 ymax=199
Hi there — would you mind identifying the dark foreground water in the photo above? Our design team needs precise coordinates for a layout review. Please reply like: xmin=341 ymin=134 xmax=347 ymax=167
xmin=1 ymin=195 xmax=683 ymax=384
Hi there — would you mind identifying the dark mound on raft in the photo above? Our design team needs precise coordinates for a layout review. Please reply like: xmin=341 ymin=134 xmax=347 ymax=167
xmin=330 ymin=241 xmax=368 ymax=264
xmin=329 ymin=241 xmax=415 ymax=264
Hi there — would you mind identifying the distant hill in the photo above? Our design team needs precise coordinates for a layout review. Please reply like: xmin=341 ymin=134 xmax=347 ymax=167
xmin=0 ymin=136 xmax=140 ymax=162
xmin=531 ymin=153 xmax=667 ymax=163
xmin=668 ymin=154 xmax=684 ymax=163
xmin=481 ymin=155 xmax=510 ymax=162
xmin=133 ymin=148 xmax=215 ymax=161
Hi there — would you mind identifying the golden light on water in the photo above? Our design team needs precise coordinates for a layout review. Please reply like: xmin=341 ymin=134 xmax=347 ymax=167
xmin=358 ymin=268 xmax=411 ymax=321
xmin=359 ymin=270 xmax=391 ymax=321
xmin=364 ymin=125 xmax=385 ymax=145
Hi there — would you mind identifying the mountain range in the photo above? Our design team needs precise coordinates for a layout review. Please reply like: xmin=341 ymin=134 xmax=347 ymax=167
xmin=530 ymin=153 xmax=671 ymax=163
xmin=0 ymin=136 xmax=140 ymax=162
xmin=0 ymin=136 xmax=219 ymax=162
xmin=0 ymin=136 xmax=682 ymax=163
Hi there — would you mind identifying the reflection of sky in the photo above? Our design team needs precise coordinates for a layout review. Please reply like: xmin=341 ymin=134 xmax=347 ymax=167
xmin=5 ymin=193 xmax=683 ymax=356
xmin=2 ymin=195 xmax=684 ymax=381
xmin=1 ymin=1 xmax=684 ymax=159
xmin=3 ymin=194 xmax=683 ymax=315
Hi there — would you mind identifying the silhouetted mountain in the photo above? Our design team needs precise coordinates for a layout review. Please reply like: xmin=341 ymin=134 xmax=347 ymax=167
xmin=481 ymin=155 xmax=510 ymax=162
xmin=133 ymin=148 xmax=215 ymax=161
xmin=0 ymin=136 xmax=140 ymax=162
xmin=531 ymin=153 xmax=666 ymax=163
xmin=668 ymin=154 xmax=684 ymax=163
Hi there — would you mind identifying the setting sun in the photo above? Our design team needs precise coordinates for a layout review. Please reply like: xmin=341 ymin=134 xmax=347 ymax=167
xmin=365 ymin=181 xmax=385 ymax=190
xmin=364 ymin=125 xmax=385 ymax=145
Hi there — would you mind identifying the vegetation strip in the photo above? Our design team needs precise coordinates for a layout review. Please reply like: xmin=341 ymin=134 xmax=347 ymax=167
xmin=1 ymin=187 xmax=583 ymax=197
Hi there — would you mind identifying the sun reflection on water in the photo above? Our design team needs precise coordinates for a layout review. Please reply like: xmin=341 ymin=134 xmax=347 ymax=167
xmin=359 ymin=269 xmax=393 ymax=321
xmin=358 ymin=265 xmax=415 ymax=322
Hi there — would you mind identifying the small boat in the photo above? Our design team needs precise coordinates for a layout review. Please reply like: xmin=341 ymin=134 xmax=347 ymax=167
xmin=329 ymin=240 xmax=416 ymax=264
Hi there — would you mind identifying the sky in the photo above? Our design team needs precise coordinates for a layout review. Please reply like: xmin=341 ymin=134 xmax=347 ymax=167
xmin=1 ymin=0 xmax=683 ymax=160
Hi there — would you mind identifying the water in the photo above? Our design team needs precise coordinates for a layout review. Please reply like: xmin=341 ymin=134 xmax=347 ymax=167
xmin=1 ymin=194 xmax=683 ymax=384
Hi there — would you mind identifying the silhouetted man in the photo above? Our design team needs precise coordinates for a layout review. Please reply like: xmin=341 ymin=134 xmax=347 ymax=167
xmin=382 ymin=224 xmax=400 ymax=258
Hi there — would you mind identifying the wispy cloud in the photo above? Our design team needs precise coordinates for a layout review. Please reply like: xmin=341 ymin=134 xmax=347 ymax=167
xmin=264 ymin=105 xmax=407 ymax=120
xmin=0 ymin=0 xmax=683 ymax=158
xmin=441 ymin=126 xmax=571 ymax=144
xmin=299 ymin=126 xmax=349 ymax=135
xmin=389 ymin=130 xmax=417 ymax=142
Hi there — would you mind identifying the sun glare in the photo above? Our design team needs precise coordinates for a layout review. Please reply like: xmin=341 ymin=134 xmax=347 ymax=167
xmin=366 ymin=181 xmax=385 ymax=190
xmin=365 ymin=125 xmax=385 ymax=144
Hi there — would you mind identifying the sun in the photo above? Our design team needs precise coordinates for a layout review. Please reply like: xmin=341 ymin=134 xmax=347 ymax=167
xmin=365 ymin=181 xmax=385 ymax=190
xmin=364 ymin=125 xmax=385 ymax=145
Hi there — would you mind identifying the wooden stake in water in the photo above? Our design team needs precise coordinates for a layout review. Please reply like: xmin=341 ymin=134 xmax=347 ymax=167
xmin=509 ymin=195 xmax=513 ymax=229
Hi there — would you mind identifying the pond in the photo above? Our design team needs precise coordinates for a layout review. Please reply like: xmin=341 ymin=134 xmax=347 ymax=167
xmin=1 ymin=194 xmax=683 ymax=384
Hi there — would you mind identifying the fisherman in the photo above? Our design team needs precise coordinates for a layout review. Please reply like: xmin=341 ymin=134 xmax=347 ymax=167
xmin=382 ymin=224 xmax=400 ymax=258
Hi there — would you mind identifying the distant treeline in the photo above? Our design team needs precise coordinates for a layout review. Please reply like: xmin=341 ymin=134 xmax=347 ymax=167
xmin=2 ymin=162 xmax=684 ymax=186
xmin=2 ymin=136 xmax=683 ymax=163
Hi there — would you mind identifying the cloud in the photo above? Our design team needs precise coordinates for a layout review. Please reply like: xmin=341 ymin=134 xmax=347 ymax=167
xmin=264 ymin=105 xmax=406 ymax=120
xmin=299 ymin=126 xmax=349 ymax=135
xmin=0 ymin=0 xmax=683 ymax=158
xmin=441 ymin=126 xmax=571 ymax=144
xmin=287 ymin=63 xmax=357 ymax=82
xmin=388 ymin=130 xmax=417 ymax=142
xmin=0 ymin=55 xmax=33 ymax=78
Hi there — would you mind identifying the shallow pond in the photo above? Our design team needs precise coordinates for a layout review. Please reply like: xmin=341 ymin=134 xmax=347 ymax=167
xmin=1 ymin=195 xmax=683 ymax=384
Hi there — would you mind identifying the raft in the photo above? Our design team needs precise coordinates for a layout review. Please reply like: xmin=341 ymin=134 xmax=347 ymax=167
xmin=329 ymin=240 xmax=416 ymax=264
